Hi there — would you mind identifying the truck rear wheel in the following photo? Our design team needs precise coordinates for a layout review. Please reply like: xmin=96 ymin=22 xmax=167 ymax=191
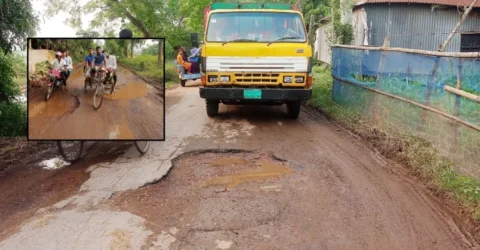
xmin=180 ymin=79 xmax=186 ymax=87
xmin=286 ymin=101 xmax=301 ymax=119
xmin=206 ymin=100 xmax=219 ymax=117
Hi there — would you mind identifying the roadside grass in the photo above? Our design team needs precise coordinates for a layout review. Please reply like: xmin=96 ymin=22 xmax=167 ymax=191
xmin=308 ymin=64 xmax=480 ymax=224
xmin=166 ymin=81 xmax=178 ymax=88
xmin=120 ymin=55 xmax=164 ymax=84
xmin=307 ymin=64 xmax=359 ymax=124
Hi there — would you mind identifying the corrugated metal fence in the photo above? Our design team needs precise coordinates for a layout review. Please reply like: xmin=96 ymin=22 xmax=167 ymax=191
xmin=364 ymin=4 xmax=480 ymax=52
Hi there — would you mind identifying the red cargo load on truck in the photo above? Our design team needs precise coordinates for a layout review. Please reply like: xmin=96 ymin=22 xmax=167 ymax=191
xmin=203 ymin=5 xmax=211 ymax=32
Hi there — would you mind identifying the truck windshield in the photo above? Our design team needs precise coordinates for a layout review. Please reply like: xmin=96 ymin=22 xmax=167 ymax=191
xmin=206 ymin=12 xmax=306 ymax=43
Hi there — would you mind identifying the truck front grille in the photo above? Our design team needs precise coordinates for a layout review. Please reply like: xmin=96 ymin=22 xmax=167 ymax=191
xmin=235 ymin=73 xmax=279 ymax=83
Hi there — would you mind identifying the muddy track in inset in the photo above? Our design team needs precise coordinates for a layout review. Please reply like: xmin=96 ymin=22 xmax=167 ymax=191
xmin=28 ymin=64 xmax=164 ymax=140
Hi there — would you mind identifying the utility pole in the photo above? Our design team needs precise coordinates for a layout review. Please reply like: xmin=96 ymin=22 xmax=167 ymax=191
xmin=439 ymin=0 xmax=479 ymax=52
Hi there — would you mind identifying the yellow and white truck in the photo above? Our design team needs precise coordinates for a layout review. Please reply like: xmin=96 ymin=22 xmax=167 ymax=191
xmin=196 ymin=3 xmax=313 ymax=118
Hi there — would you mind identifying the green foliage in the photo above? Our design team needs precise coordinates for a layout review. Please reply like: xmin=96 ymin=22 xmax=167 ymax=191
xmin=165 ymin=41 xmax=175 ymax=59
xmin=308 ymin=65 xmax=360 ymax=122
xmin=0 ymin=0 xmax=36 ymax=137
xmin=11 ymin=53 xmax=26 ymax=74
xmin=0 ymin=52 xmax=21 ymax=103
xmin=76 ymin=29 xmax=101 ymax=38
xmin=120 ymin=55 xmax=164 ymax=84
xmin=331 ymin=0 xmax=353 ymax=44
xmin=142 ymin=44 xmax=158 ymax=56
xmin=0 ymin=0 xmax=38 ymax=53
xmin=353 ymin=74 xmax=377 ymax=83
xmin=34 ymin=61 xmax=50 ymax=76
xmin=0 ymin=102 xmax=27 ymax=136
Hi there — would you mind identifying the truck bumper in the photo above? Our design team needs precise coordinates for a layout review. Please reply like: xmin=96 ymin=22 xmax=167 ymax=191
xmin=199 ymin=87 xmax=312 ymax=101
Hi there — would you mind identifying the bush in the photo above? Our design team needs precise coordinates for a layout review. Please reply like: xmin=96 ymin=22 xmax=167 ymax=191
xmin=0 ymin=102 xmax=27 ymax=136
xmin=165 ymin=60 xmax=178 ymax=83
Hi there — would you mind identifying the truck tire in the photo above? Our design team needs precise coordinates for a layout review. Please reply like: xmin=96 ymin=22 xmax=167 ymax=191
xmin=206 ymin=100 xmax=219 ymax=117
xmin=286 ymin=101 xmax=301 ymax=119
xmin=180 ymin=79 xmax=186 ymax=87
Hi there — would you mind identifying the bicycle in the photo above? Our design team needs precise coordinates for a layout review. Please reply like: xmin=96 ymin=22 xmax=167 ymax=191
xmin=83 ymin=66 xmax=105 ymax=110
xmin=57 ymin=141 xmax=150 ymax=163
xmin=93 ymin=66 xmax=106 ymax=110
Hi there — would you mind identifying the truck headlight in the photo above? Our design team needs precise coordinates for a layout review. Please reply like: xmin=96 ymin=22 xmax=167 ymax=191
xmin=295 ymin=76 xmax=304 ymax=83
xmin=283 ymin=76 xmax=293 ymax=83
xmin=220 ymin=76 xmax=230 ymax=82
xmin=208 ymin=75 xmax=218 ymax=82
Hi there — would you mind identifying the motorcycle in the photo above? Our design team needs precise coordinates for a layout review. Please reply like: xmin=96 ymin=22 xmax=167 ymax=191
xmin=177 ymin=48 xmax=202 ymax=87
xmin=45 ymin=64 xmax=68 ymax=101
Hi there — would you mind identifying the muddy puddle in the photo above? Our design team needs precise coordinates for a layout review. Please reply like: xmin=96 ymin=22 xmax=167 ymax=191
xmin=205 ymin=158 xmax=292 ymax=188
xmin=29 ymin=93 xmax=79 ymax=118
xmin=104 ymin=82 xmax=148 ymax=100
xmin=164 ymin=151 xmax=293 ymax=189
xmin=108 ymin=116 xmax=135 ymax=139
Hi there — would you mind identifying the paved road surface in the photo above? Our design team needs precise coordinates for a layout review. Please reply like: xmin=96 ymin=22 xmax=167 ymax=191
xmin=28 ymin=65 xmax=164 ymax=140
xmin=1 ymin=83 xmax=477 ymax=249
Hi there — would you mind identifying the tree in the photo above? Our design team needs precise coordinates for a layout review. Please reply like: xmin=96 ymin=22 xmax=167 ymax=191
xmin=46 ymin=0 xmax=211 ymax=49
xmin=0 ymin=0 xmax=38 ymax=136
xmin=157 ymin=39 xmax=164 ymax=64
xmin=0 ymin=0 xmax=38 ymax=53
xmin=0 ymin=0 xmax=38 ymax=104
xmin=142 ymin=43 xmax=158 ymax=56
xmin=76 ymin=29 xmax=101 ymax=38
xmin=130 ymin=39 xmax=134 ymax=58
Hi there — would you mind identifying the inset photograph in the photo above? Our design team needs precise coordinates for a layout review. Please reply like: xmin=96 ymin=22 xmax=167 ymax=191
xmin=27 ymin=38 xmax=165 ymax=140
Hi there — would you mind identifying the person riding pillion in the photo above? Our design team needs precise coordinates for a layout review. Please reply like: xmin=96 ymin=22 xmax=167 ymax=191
xmin=63 ymin=50 xmax=73 ymax=78
xmin=105 ymin=51 xmax=117 ymax=87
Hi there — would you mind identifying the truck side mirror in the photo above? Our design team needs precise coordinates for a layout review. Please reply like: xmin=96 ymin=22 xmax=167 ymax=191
xmin=191 ymin=33 xmax=199 ymax=47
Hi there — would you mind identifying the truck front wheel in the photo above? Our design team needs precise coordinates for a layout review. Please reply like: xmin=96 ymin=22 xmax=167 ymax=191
xmin=286 ymin=101 xmax=301 ymax=119
xmin=206 ymin=100 xmax=219 ymax=117
xmin=180 ymin=79 xmax=186 ymax=87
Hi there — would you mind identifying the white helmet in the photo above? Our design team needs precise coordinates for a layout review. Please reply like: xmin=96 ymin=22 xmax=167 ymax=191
xmin=56 ymin=51 xmax=62 ymax=56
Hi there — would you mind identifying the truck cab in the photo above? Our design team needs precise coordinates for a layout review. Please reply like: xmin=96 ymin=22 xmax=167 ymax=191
xmin=198 ymin=3 xmax=313 ymax=119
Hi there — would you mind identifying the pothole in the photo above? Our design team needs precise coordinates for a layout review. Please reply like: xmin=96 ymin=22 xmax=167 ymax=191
xmin=169 ymin=149 xmax=293 ymax=189
xmin=68 ymin=95 xmax=80 ymax=114
xmin=107 ymin=149 xmax=295 ymax=238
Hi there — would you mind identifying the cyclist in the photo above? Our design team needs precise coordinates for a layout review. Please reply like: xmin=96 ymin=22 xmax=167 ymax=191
xmin=90 ymin=46 xmax=106 ymax=78
xmin=84 ymin=47 xmax=95 ymax=78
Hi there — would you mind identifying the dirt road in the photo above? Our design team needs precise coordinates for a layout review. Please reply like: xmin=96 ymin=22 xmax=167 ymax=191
xmin=28 ymin=64 xmax=164 ymax=140
xmin=1 ymin=85 xmax=478 ymax=249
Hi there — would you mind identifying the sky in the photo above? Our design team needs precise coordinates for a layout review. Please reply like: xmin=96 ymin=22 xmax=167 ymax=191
xmin=32 ymin=0 xmax=94 ymax=37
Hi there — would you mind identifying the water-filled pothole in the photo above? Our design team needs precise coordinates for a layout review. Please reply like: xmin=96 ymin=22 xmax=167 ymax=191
xmin=170 ymin=149 xmax=293 ymax=189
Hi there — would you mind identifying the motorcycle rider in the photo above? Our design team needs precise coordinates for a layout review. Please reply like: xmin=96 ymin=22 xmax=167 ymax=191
xmin=104 ymin=51 xmax=117 ymax=91
xmin=51 ymin=51 xmax=68 ymax=90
